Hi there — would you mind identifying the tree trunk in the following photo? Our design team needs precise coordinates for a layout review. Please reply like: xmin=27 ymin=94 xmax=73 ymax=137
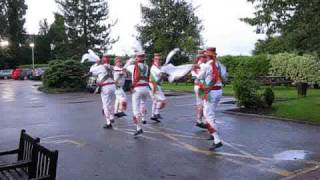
xmin=296 ymin=82 xmax=308 ymax=97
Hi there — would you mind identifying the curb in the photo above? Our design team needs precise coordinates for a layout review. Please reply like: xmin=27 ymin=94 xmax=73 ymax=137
xmin=223 ymin=109 xmax=320 ymax=126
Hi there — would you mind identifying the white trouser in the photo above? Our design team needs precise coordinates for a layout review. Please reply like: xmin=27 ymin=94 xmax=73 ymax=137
xmin=203 ymin=89 xmax=222 ymax=133
xmin=194 ymin=85 xmax=204 ymax=123
xmin=150 ymin=86 xmax=166 ymax=116
xmin=101 ymin=85 xmax=116 ymax=124
xmin=115 ymin=88 xmax=127 ymax=113
xmin=132 ymin=86 xmax=150 ymax=130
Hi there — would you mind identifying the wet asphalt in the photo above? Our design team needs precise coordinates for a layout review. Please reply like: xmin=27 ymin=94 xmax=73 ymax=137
xmin=0 ymin=80 xmax=320 ymax=180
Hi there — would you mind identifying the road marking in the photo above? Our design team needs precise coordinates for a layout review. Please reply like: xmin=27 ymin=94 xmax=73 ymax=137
xmin=42 ymin=139 xmax=85 ymax=147
xmin=280 ymin=164 xmax=320 ymax=180
xmin=114 ymin=128 xmax=158 ymax=141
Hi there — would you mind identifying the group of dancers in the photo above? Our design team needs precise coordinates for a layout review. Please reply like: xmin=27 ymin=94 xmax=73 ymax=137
xmin=88 ymin=47 xmax=226 ymax=150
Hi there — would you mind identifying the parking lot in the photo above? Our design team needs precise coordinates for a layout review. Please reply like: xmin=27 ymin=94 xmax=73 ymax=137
xmin=1 ymin=80 xmax=320 ymax=180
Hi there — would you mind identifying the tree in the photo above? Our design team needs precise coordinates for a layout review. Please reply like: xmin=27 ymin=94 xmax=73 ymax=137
xmin=253 ymin=36 xmax=289 ymax=55
xmin=269 ymin=53 xmax=320 ymax=96
xmin=56 ymin=0 xmax=117 ymax=58
xmin=0 ymin=0 xmax=28 ymax=68
xmin=34 ymin=19 xmax=51 ymax=64
xmin=137 ymin=0 xmax=202 ymax=64
xmin=243 ymin=1 xmax=320 ymax=56
xmin=48 ymin=13 xmax=68 ymax=59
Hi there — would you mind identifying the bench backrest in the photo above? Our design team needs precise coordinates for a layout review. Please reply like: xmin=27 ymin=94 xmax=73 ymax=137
xmin=29 ymin=143 xmax=59 ymax=180
xmin=17 ymin=129 xmax=40 ymax=162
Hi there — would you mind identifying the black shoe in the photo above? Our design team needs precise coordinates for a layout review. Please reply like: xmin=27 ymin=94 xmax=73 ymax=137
xmin=156 ymin=114 xmax=163 ymax=119
xmin=134 ymin=129 xmax=143 ymax=136
xmin=207 ymin=135 xmax=214 ymax=140
xmin=117 ymin=112 xmax=127 ymax=118
xmin=142 ymin=120 xmax=147 ymax=124
xmin=196 ymin=122 xmax=207 ymax=129
xmin=114 ymin=113 xmax=120 ymax=118
xmin=209 ymin=142 xmax=223 ymax=151
xmin=103 ymin=124 xmax=113 ymax=129
xmin=110 ymin=119 xmax=115 ymax=123
xmin=150 ymin=116 xmax=161 ymax=123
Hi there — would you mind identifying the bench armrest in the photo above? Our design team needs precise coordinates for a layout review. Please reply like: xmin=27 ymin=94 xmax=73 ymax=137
xmin=0 ymin=160 xmax=32 ymax=171
xmin=0 ymin=149 xmax=19 ymax=156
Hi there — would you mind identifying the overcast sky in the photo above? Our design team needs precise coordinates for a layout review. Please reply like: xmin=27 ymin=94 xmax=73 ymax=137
xmin=25 ymin=0 xmax=265 ymax=56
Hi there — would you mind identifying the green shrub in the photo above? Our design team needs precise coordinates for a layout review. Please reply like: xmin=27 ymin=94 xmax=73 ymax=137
xmin=269 ymin=53 xmax=320 ymax=84
xmin=42 ymin=60 xmax=87 ymax=90
xmin=232 ymin=69 xmax=264 ymax=109
xmin=219 ymin=54 xmax=270 ymax=78
xmin=262 ymin=87 xmax=275 ymax=107
xmin=19 ymin=64 xmax=49 ymax=68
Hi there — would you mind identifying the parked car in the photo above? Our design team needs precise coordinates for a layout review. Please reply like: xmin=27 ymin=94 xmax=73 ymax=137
xmin=19 ymin=68 xmax=33 ymax=80
xmin=11 ymin=68 xmax=23 ymax=80
xmin=0 ymin=69 xmax=13 ymax=79
xmin=31 ymin=67 xmax=48 ymax=80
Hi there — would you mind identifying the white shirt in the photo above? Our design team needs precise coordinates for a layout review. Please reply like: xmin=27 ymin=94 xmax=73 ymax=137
xmin=150 ymin=65 xmax=163 ymax=83
xmin=196 ymin=60 xmax=222 ymax=87
xmin=90 ymin=64 xmax=114 ymax=83
xmin=113 ymin=66 xmax=126 ymax=87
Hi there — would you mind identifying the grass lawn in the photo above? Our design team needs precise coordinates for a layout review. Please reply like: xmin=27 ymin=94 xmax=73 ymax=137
xmin=162 ymin=82 xmax=234 ymax=96
xmin=162 ymin=82 xmax=320 ymax=123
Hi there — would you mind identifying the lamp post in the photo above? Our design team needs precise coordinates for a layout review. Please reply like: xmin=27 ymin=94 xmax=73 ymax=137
xmin=29 ymin=43 xmax=35 ymax=69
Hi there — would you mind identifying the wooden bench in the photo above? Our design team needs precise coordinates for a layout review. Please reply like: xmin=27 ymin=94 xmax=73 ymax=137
xmin=0 ymin=130 xmax=59 ymax=180
xmin=257 ymin=76 xmax=292 ymax=86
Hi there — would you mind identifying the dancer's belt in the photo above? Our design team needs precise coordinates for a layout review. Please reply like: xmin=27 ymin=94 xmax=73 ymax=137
xmin=97 ymin=82 xmax=115 ymax=87
xmin=199 ymin=85 xmax=222 ymax=101
xmin=133 ymin=83 xmax=149 ymax=88
xmin=209 ymin=86 xmax=222 ymax=90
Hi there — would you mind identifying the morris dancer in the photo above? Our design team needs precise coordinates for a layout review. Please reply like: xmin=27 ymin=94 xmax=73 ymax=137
xmin=124 ymin=52 xmax=150 ymax=136
xmin=191 ymin=50 xmax=207 ymax=129
xmin=195 ymin=47 xmax=224 ymax=150
xmin=149 ymin=53 xmax=166 ymax=122
xmin=113 ymin=57 xmax=127 ymax=118
xmin=90 ymin=55 xmax=116 ymax=129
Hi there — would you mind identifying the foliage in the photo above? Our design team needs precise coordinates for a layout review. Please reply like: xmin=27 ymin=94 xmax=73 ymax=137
xmin=219 ymin=54 xmax=270 ymax=78
xmin=56 ymin=0 xmax=117 ymax=58
xmin=0 ymin=0 xmax=28 ymax=68
xmin=48 ymin=13 xmax=68 ymax=59
xmin=232 ymin=69 xmax=264 ymax=109
xmin=253 ymin=36 xmax=289 ymax=55
xmin=19 ymin=64 xmax=49 ymax=68
xmin=137 ymin=0 xmax=202 ymax=65
xmin=262 ymin=87 xmax=274 ymax=107
xmin=269 ymin=53 xmax=320 ymax=84
xmin=243 ymin=1 xmax=320 ymax=55
xmin=34 ymin=19 xmax=51 ymax=64
xmin=42 ymin=60 xmax=87 ymax=90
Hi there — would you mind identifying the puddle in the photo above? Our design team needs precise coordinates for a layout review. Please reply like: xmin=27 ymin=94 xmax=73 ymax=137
xmin=273 ymin=150 xmax=309 ymax=160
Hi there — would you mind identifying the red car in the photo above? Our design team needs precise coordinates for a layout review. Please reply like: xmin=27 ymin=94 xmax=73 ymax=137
xmin=11 ymin=68 xmax=23 ymax=80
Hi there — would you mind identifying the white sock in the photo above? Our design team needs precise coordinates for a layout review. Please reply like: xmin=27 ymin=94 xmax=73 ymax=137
xmin=212 ymin=132 xmax=221 ymax=144
xmin=106 ymin=119 xmax=111 ymax=125
xmin=196 ymin=119 xmax=202 ymax=123
xmin=136 ymin=125 xmax=142 ymax=131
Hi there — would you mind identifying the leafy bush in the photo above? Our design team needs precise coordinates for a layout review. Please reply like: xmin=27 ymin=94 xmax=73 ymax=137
xmin=262 ymin=87 xmax=275 ymax=107
xmin=232 ymin=69 xmax=264 ymax=109
xmin=219 ymin=54 xmax=270 ymax=78
xmin=42 ymin=60 xmax=87 ymax=90
xmin=19 ymin=64 xmax=49 ymax=68
xmin=269 ymin=53 xmax=320 ymax=84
